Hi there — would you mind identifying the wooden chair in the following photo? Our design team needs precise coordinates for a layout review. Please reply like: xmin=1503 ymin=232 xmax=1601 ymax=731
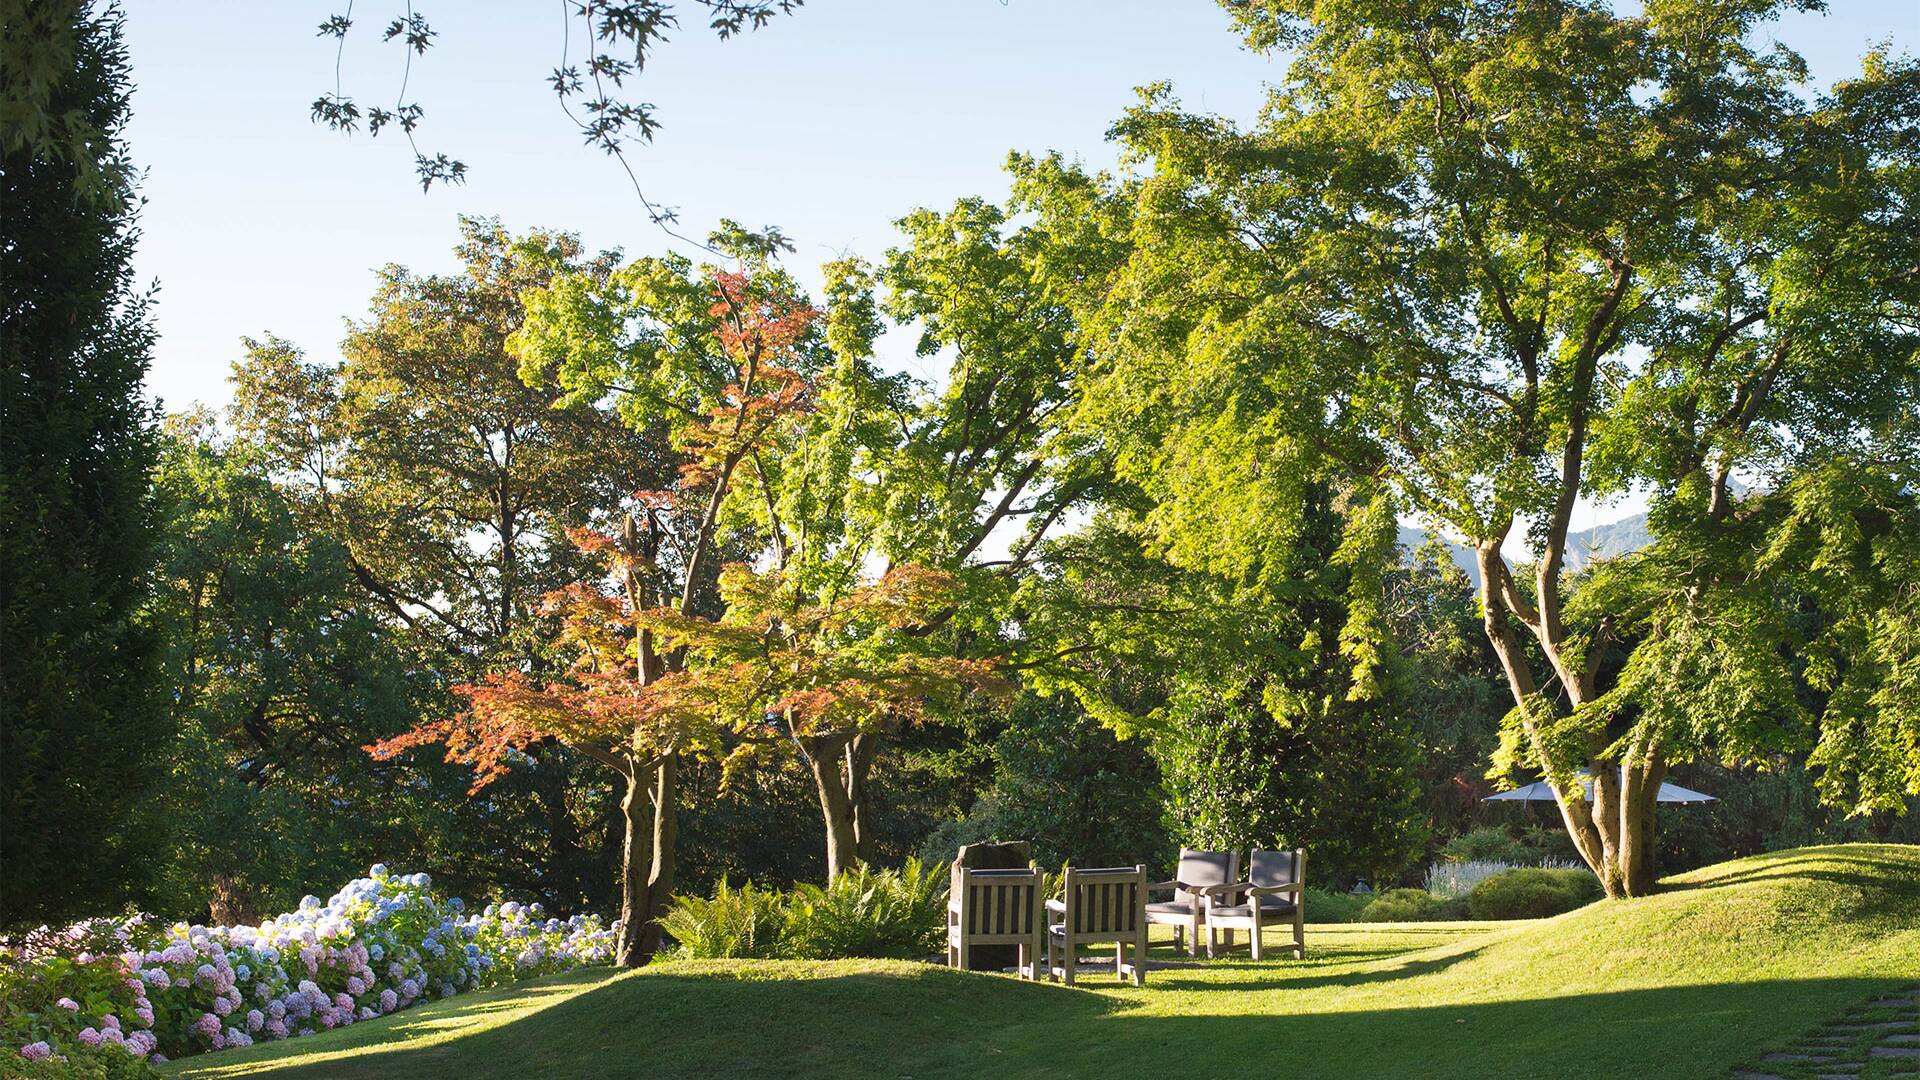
xmin=1045 ymin=865 xmax=1148 ymax=986
xmin=947 ymin=864 xmax=1046 ymax=979
xmin=1202 ymin=848 xmax=1306 ymax=960
xmin=1146 ymin=848 xmax=1241 ymax=956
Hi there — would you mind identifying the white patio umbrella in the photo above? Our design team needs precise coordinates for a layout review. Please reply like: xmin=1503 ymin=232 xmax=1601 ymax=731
xmin=1485 ymin=768 xmax=1715 ymax=805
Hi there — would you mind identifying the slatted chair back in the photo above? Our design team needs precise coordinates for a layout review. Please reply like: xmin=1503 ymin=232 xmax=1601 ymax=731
xmin=955 ymin=867 xmax=1044 ymax=942
xmin=1063 ymin=866 xmax=1144 ymax=937
xmin=1049 ymin=864 xmax=1149 ymax=986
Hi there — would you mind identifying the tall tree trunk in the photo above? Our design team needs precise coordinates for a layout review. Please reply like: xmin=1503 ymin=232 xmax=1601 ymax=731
xmin=801 ymin=733 xmax=859 ymax=880
xmin=847 ymin=733 xmax=878 ymax=865
xmin=636 ymin=754 xmax=677 ymax=958
xmin=614 ymin=766 xmax=650 ymax=966
xmin=1618 ymin=752 xmax=1666 ymax=896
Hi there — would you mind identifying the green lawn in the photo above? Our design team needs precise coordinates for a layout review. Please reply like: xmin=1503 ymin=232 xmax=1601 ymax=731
xmin=166 ymin=844 xmax=1920 ymax=1080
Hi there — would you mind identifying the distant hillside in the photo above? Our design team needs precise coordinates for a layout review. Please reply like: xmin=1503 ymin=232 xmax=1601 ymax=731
xmin=1400 ymin=511 xmax=1653 ymax=587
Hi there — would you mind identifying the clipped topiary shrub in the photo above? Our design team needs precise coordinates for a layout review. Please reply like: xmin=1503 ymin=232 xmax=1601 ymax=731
xmin=1467 ymin=868 xmax=1603 ymax=920
xmin=1358 ymin=888 xmax=1467 ymax=922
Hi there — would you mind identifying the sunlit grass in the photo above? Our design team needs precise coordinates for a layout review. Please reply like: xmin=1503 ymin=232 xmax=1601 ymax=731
xmin=166 ymin=844 xmax=1920 ymax=1080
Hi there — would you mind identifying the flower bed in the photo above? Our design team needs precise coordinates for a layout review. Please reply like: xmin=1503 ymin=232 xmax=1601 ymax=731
xmin=1 ymin=867 xmax=615 ymax=1071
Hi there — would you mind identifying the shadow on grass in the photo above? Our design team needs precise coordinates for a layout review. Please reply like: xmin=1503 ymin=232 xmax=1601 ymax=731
xmin=193 ymin=965 xmax=1918 ymax=1080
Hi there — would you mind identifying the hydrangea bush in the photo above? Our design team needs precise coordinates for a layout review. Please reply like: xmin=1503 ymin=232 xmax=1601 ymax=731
xmin=1 ymin=867 xmax=615 ymax=1069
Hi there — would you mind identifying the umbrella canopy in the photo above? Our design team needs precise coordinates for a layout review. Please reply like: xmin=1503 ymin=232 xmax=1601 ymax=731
xmin=1485 ymin=769 xmax=1715 ymax=805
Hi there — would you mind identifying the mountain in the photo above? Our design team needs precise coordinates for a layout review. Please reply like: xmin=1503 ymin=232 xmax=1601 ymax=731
xmin=1399 ymin=511 xmax=1653 ymax=587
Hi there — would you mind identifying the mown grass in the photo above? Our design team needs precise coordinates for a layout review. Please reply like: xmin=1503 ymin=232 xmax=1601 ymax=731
xmin=167 ymin=843 xmax=1920 ymax=1080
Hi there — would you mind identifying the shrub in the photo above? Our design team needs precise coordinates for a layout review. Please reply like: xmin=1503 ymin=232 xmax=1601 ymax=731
xmin=1424 ymin=858 xmax=1577 ymax=898
xmin=783 ymin=860 xmax=948 ymax=960
xmin=1359 ymin=888 xmax=1467 ymax=922
xmin=1467 ymin=868 xmax=1603 ymax=920
xmin=1 ymin=867 xmax=614 ymax=1070
xmin=1299 ymin=887 xmax=1369 ymax=924
xmin=0 ymin=1042 xmax=159 ymax=1080
xmin=657 ymin=880 xmax=786 ymax=960
xmin=658 ymin=860 xmax=949 ymax=962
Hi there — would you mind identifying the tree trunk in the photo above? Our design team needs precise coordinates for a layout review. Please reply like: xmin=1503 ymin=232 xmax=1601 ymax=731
xmin=801 ymin=734 xmax=859 ymax=880
xmin=1474 ymin=542 xmax=1667 ymax=898
xmin=1618 ymin=753 xmax=1666 ymax=896
xmin=613 ymin=754 xmax=680 ymax=966
xmin=847 ymin=733 xmax=878 ymax=865
xmin=614 ymin=766 xmax=650 ymax=966
xmin=636 ymin=753 xmax=677 ymax=958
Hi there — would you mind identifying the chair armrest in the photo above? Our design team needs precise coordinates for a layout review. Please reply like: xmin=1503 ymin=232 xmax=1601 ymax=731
xmin=1148 ymin=880 xmax=1181 ymax=893
xmin=1245 ymin=882 xmax=1302 ymax=897
xmin=1187 ymin=882 xmax=1242 ymax=898
xmin=1045 ymin=898 xmax=1067 ymax=915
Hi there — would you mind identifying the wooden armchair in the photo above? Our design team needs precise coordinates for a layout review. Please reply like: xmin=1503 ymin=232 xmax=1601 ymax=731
xmin=1146 ymin=848 xmax=1242 ymax=956
xmin=1201 ymin=848 xmax=1306 ymax=960
xmin=1045 ymin=865 xmax=1148 ymax=986
xmin=947 ymin=864 xmax=1046 ymax=978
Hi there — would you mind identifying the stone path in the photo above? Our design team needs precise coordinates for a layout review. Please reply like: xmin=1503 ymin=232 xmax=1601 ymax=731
xmin=1731 ymin=986 xmax=1920 ymax=1080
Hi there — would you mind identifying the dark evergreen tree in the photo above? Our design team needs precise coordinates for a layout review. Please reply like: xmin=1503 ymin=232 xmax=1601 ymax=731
xmin=0 ymin=2 xmax=167 ymax=927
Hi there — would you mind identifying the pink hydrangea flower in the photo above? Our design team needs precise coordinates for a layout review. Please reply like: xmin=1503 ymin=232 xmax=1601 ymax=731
xmin=54 ymin=997 xmax=78 ymax=1011
xmin=77 ymin=1028 xmax=102 ymax=1047
xmin=100 ymin=1014 xmax=120 ymax=1031
xmin=247 ymin=1008 xmax=265 ymax=1031
xmin=212 ymin=994 xmax=234 ymax=1016
xmin=379 ymin=989 xmax=398 ymax=1012
xmin=19 ymin=1042 xmax=52 ymax=1061
xmin=195 ymin=1012 xmax=222 ymax=1040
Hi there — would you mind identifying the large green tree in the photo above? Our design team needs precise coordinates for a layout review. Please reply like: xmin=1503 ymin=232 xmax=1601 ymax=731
xmin=146 ymin=416 xmax=445 ymax=922
xmin=230 ymin=220 xmax=662 ymax=912
xmin=0 ymin=1 xmax=167 ymax=927
xmin=1053 ymin=0 xmax=1920 ymax=895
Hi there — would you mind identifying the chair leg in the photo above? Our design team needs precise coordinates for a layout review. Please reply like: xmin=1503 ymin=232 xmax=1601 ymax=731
xmin=1250 ymin=911 xmax=1263 ymax=961
xmin=957 ymin=938 xmax=969 ymax=971
xmin=1061 ymin=938 xmax=1076 ymax=987
xmin=1187 ymin=913 xmax=1200 ymax=957
xmin=1293 ymin=910 xmax=1305 ymax=960
xmin=1115 ymin=941 xmax=1126 ymax=980
xmin=1134 ymin=930 xmax=1147 ymax=986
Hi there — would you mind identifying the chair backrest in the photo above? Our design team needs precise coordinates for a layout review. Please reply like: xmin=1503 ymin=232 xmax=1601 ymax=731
xmin=1062 ymin=866 xmax=1146 ymax=937
xmin=955 ymin=866 xmax=1043 ymax=938
xmin=1175 ymin=848 xmax=1236 ymax=891
xmin=1249 ymin=848 xmax=1304 ymax=888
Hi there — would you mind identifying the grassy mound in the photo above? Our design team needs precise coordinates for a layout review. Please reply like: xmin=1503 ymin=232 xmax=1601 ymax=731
xmin=166 ymin=844 xmax=1920 ymax=1080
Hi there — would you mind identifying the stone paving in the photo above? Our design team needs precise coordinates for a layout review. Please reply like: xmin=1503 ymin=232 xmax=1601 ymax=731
xmin=1731 ymin=986 xmax=1920 ymax=1080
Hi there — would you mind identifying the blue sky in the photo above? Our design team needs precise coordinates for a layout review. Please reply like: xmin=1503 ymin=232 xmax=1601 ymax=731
xmin=125 ymin=1 xmax=1913 ymax=461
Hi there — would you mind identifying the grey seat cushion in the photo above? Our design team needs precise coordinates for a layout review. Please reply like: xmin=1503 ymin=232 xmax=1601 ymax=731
xmin=1145 ymin=901 xmax=1194 ymax=916
xmin=1208 ymin=898 xmax=1297 ymax=918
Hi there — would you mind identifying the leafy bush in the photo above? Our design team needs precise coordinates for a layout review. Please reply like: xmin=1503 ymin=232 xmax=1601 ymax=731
xmin=656 ymin=880 xmax=786 ymax=960
xmin=1425 ymin=858 xmax=1580 ymax=899
xmin=1 ymin=867 xmax=613 ymax=1069
xmin=1359 ymin=888 xmax=1467 ymax=922
xmin=1437 ymin=825 xmax=1581 ymax=866
xmin=1467 ymin=868 xmax=1603 ymax=920
xmin=1299 ymin=887 xmax=1370 ymax=924
xmin=660 ymin=860 xmax=948 ymax=961
xmin=0 ymin=1042 xmax=159 ymax=1080
xmin=783 ymin=859 xmax=948 ymax=960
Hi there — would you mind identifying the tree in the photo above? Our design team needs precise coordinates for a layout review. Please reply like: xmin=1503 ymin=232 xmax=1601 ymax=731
xmin=146 ymin=416 xmax=442 ymax=921
xmin=1052 ymin=0 xmax=1920 ymax=894
xmin=376 ymin=234 xmax=829 ymax=963
xmin=230 ymin=220 xmax=663 ymax=912
xmin=647 ymin=563 xmax=1008 ymax=879
xmin=310 ymin=1 xmax=799 ymax=208
xmin=0 ymin=1 xmax=168 ymax=927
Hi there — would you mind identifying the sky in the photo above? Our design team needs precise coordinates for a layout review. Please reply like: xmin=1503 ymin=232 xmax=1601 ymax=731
xmin=121 ymin=1 xmax=1915 ymax=530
